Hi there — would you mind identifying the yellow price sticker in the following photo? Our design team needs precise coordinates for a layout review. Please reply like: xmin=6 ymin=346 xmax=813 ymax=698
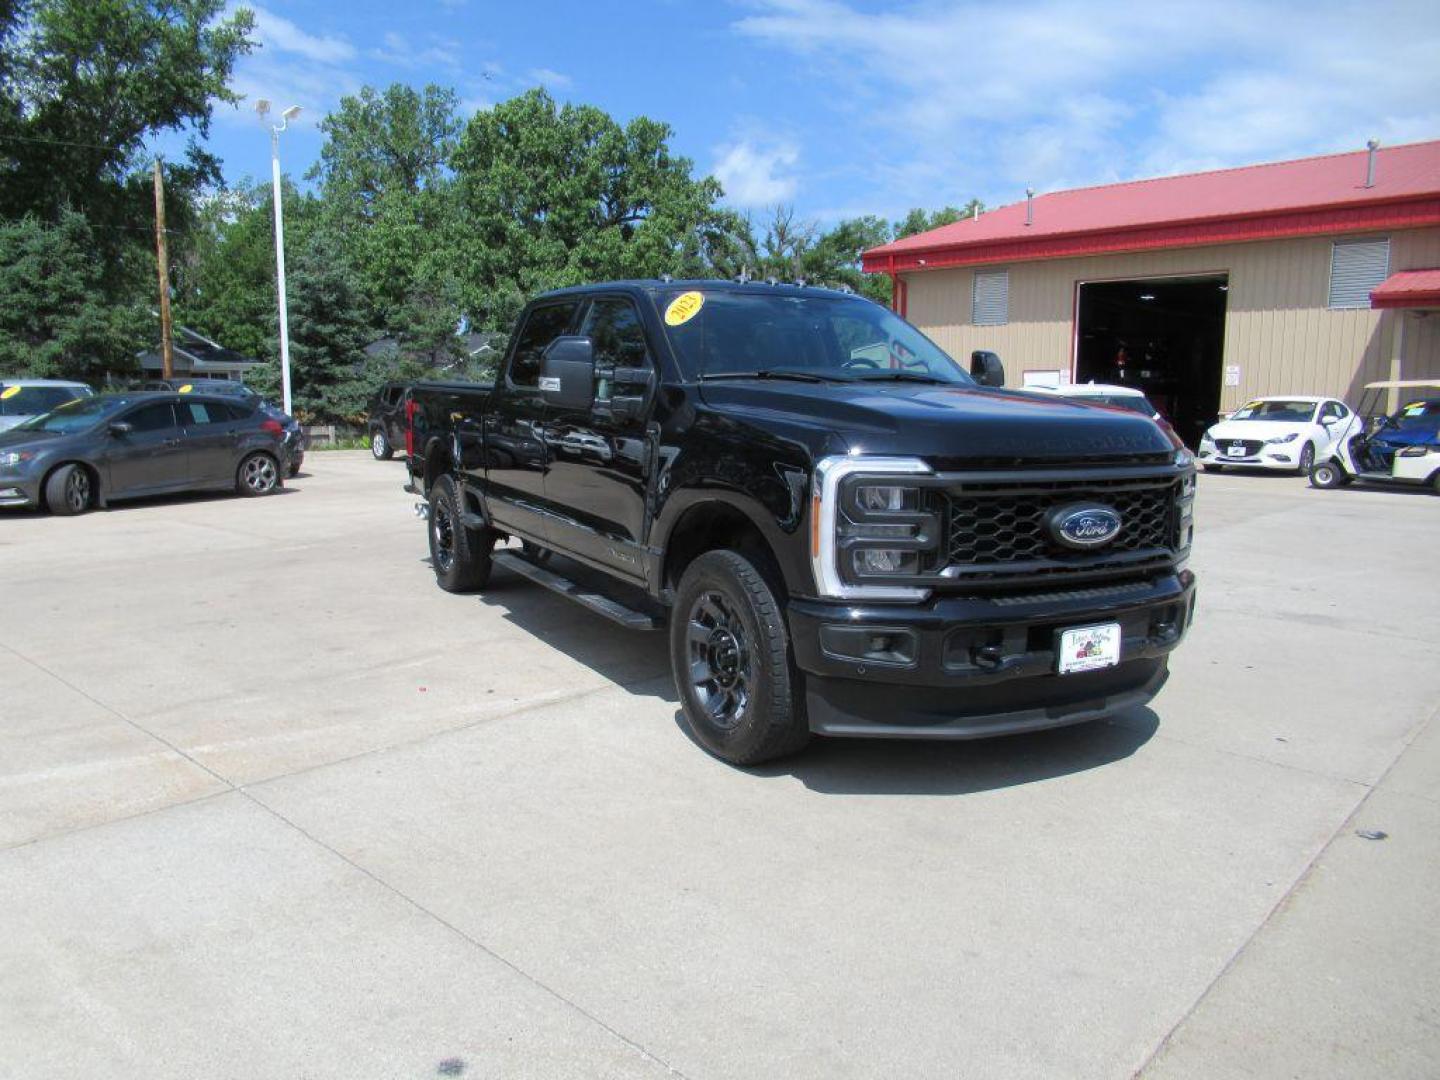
xmin=178 ymin=383 xmax=193 ymax=393
xmin=0 ymin=385 xmax=20 ymax=400
xmin=664 ymin=291 xmax=705 ymax=327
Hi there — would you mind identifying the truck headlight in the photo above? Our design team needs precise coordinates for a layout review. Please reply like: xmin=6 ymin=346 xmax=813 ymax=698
xmin=811 ymin=456 xmax=934 ymax=600
xmin=1264 ymin=433 xmax=1298 ymax=445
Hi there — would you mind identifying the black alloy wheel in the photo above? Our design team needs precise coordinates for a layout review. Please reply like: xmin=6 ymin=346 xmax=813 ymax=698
xmin=427 ymin=474 xmax=493 ymax=592
xmin=685 ymin=590 xmax=754 ymax=731
xmin=669 ymin=549 xmax=809 ymax=765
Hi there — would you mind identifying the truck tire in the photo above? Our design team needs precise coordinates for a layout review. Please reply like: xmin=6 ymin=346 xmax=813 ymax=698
xmin=45 ymin=463 xmax=94 ymax=515
xmin=428 ymin=474 xmax=493 ymax=592
xmin=671 ymin=549 xmax=809 ymax=766
xmin=371 ymin=427 xmax=394 ymax=460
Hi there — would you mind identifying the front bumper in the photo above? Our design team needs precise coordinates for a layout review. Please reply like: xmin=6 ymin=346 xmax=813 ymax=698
xmin=1198 ymin=446 xmax=1298 ymax=469
xmin=787 ymin=571 xmax=1196 ymax=738
xmin=0 ymin=474 xmax=42 ymax=507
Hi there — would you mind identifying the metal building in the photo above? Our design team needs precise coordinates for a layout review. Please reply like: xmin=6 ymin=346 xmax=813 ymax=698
xmin=862 ymin=140 xmax=1440 ymax=446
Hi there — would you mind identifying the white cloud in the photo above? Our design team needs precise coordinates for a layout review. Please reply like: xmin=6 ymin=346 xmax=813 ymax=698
xmin=245 ymin=4 xmax=356 ymax=64
xmin=733 ymin=0 xmax=1440 ymax=209
xmin=527 ymin=67 xmax=574 ymax=90
xmin=713 ymin=139 xmax=800 ymax=206
xmin=369 ymin=31 xmax=462 ymax=72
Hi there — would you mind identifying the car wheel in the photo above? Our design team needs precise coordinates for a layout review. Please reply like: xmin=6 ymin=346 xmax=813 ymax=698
xmin=428 ymin=474 xmax=494 ymax=592
xmin=671 ymin=549 xmax=809 ymax=766
xmin=371 ymin=428 xmax=393 ymax=460
xmin=1297 ymin=442 xmax=1315 ymax=475
xmin=45 ymin=463 xmax=94 ymax=516
xmin=1309 ymin=460 xmax=1346 ymax=489
xmin=236 ymin=452 xmax=281 ymax=496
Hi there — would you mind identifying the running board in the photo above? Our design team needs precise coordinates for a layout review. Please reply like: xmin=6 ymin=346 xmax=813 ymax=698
xmin=492 ymin=551 xmax=663 ymax=631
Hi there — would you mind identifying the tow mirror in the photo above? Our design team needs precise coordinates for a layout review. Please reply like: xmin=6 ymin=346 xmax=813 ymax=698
xmin=970 ymin=350 xmax=1005 ymax=387
xmin=538 ymin=336 xmax=596 ymax=409
xmin=108 ymin=421 xmax=133 ymax=437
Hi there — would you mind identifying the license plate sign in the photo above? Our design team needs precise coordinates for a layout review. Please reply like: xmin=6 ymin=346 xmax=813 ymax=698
xmin=1057 ymin=623 xmax=1122 ymax=675
xmin=1227 ymin=445 xmax=1247 ymax=457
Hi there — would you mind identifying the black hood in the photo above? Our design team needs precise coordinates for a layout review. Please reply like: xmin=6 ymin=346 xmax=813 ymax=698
xmin=698 ymin=381 xmax=1177 ymax=463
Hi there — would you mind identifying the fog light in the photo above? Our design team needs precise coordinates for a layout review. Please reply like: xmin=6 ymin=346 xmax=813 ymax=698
xmin=818 ymin=624 xmax=917 ymax=665
xmin=854 ymin=548 xmax=918 ymax=574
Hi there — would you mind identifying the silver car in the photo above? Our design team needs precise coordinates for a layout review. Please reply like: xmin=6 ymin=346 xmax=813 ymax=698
xmin=0 ymin=379 xmax=94 ymax=432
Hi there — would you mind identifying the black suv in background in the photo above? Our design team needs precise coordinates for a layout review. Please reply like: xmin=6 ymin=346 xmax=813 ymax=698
xmin=367 ymin=382 xmax=409 ymax=460
xmin=402 ymin=280 xmax=1198 ymax=765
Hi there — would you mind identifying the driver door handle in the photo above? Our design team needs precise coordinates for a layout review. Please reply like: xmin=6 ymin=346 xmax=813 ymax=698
xmin=163 ymin=437 xmax=181 ymax=447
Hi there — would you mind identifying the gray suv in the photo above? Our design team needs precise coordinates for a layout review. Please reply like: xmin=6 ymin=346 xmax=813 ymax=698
xmin=0 ymin=392 xmax=291 ymax=514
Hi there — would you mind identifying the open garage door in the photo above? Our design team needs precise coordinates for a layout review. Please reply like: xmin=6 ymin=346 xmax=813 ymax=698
xmin=1075 ymin=275 xmax=1228 ymax=447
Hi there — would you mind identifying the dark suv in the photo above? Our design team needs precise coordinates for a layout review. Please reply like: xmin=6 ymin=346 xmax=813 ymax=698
xmin=367 ymin=382 xmax=409 ymax=460
xmin=402 ymin=280 xmax=1197 ymax=765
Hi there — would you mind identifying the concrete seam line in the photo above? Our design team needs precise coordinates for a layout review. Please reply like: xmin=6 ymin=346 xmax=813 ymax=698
xmin=241 ymin=787 xmax=692 ymax=1080
xmin=0 ymin=788 xmax=235 ymax=854
xmin=0 ymin=641 xmax=236 ymax=791
xmin=1130 ymin=698 xmax=1440 ymax=1078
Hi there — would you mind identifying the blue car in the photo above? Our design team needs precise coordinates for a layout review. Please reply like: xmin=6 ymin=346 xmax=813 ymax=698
xmin=1365 ymin=396 xmax=1440 ymax=470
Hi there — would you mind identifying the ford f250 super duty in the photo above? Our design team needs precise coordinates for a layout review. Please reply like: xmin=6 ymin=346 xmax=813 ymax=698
xmin=403 ymin=280 xmax=1197 ymax=765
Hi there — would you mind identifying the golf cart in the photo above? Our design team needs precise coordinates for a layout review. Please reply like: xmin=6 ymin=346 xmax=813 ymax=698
xmin=1309 ymin=379 xmax=1440 ymax=494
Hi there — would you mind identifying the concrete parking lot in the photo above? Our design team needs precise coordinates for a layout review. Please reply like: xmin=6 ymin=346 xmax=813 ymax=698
xmin=2 ymin=451 xmax=1436 ymax=1080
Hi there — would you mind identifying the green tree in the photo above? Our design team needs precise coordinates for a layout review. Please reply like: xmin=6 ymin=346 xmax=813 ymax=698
xmin=0 ymin=212 xmax=149 ymax=379
xmin=174 ymin=183 xmax=277 ymax=363
xmin=893 ymin=200 xmax=983 ymax=240
xmin=447 ymin=88 xmax=734 ymax=331
xmin=277 ymin=228 xmax=374 ymax=422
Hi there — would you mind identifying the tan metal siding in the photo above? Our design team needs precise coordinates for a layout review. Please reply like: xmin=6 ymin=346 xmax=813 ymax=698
xmin=902 ymin=227 xmax=1440 ymax=407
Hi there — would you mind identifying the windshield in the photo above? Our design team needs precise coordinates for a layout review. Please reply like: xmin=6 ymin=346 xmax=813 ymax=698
xmin=15 ymin=395 xmax=133 ymax=433
xmin=1391 ymin=399 xmax=1440 ymax=430
xmin=0 ymin=384 xmax=91 ymax=416
xmin=658 ymin=290 xmax=974 ymax=385
xmin=1229 ymin=399 xmax=1317 ymax=423
xmin=1067 ymin=393 xmax=1155 ymax=416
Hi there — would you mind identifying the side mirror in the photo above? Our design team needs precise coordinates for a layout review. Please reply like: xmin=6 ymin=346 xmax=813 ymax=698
xmin=538 ymin=336 xmax=596 ymax=409
xmin=970 ymin=350 xmax=1005 ymax=387
xmin=108 ymin=421 xmax=133 ymax=437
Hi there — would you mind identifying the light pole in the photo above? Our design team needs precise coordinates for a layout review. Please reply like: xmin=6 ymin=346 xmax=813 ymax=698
xmin=256 ymin=99 xmax=301 ymax=416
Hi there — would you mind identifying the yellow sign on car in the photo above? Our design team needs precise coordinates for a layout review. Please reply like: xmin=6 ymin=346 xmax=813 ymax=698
xmin=664 ymin=291 xmax=705 ymax=327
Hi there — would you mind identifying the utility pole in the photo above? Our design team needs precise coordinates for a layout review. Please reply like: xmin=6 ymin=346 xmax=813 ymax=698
xmin=153 ymin=158 xmax=174 ymax=380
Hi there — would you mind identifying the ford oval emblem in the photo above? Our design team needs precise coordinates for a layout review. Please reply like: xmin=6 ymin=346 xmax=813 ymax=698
xmin=1046 ymin=503 xmax=1123 ymax=550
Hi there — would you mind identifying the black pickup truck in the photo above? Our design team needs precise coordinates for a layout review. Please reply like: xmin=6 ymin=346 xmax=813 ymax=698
xmin=404 ymin=280 xmax=1197 ymax=765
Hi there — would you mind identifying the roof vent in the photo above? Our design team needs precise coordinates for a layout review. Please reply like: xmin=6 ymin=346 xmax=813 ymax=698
xmin=1025 ymin=188 xmax=1035 ymax=226
xmin=1364 ymin=139 xmax=1380 ymax=188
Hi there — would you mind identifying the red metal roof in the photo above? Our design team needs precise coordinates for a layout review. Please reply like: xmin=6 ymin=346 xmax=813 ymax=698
xmin=863 ymin=140 xmax=1440 ymax=274
xmin=1371 ymin=268 xmax=1440 ymax=309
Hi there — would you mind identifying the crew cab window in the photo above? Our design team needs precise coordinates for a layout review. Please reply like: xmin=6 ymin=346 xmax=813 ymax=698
xmin=508 ymin=302 xmax=580 ymax=387
xmin=125 ymin=402 xmax=179 ymax=432
xmin=583 ymin=299 xmax=650 ymax=366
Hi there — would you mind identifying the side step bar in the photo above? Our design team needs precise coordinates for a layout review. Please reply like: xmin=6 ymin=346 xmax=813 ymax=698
xmin=492 ymin=551 xmax=663 ymax=631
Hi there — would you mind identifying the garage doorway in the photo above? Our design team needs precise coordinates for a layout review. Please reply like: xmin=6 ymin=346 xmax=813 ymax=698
xmin=1075 ymin=275 xmax=1228 ymax=447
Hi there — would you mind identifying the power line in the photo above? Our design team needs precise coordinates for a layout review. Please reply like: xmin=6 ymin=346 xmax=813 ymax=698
xmin=0 ymin=131 xmax=134 ymax=152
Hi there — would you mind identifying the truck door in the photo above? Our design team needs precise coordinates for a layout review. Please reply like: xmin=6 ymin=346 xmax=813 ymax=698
xmin=483 ymin=300 xmax=581 ymax=543
xmin=542 ymin=295 xmax=655 ymax=581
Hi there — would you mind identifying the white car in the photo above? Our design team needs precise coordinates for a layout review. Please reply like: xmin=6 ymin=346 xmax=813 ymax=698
xmin=0 ymin=378 xmax=94 ymax=432
xmin=1032 ymin=381 xmax=1162 ymax=420
xmin=1199 ymin=395 xmax=1360 ymax=474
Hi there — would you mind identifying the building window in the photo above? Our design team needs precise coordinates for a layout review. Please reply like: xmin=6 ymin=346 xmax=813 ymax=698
xmin=1327 ymin=238 xmax=1389 ymax=309
xmin=972 ymin=270 xmax=1009 ymax=326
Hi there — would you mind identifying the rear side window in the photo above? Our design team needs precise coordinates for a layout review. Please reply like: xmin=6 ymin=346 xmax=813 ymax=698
xmin=181 ymin=401 xmax=246 ymax=424
xmin=125 ymin=402 xmax=179 ymax=432
xmin=508 ymin=302 xmax=580 ymax=387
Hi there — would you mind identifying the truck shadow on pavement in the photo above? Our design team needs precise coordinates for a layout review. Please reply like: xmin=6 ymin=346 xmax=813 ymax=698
xmin=744 ymin=710 xmax=1160 ymax=796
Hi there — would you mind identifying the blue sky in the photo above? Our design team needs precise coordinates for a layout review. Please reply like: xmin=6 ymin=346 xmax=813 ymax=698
xmin=192 ymin=0 xmax=1440 ymax=225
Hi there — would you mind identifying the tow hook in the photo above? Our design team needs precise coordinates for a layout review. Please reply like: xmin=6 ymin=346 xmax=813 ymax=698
xmin=413 ymin=501 xmax=429 ymax=519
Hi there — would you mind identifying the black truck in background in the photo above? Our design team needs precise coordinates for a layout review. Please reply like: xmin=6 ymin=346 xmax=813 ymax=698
xmin=404 ymin=280 xmax=1198 ymax=765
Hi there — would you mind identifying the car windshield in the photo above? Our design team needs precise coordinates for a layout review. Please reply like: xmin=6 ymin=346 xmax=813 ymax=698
xmin=14 ymin=395 xmax=133 ymax=433
xmin=1067 ymin=393 xmax=1155 ymax=416
xmin=1229 ymin=399 xmax=1317 ymax=423
xmin=658 ymin=290 xmax=973 ymax=385
xmin=0 ymin=385 xmax=90 ymax=416
xmin=1391 ymin=399 xmax=1440 ymax=430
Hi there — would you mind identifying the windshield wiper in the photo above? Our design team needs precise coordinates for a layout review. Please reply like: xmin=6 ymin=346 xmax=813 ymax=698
xmin=849 ymin=370 xmax=950 ymax=384
xmin=699 ymin=369 xmax=835 ymax=383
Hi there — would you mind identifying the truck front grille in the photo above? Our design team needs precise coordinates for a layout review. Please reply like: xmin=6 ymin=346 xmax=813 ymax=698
xmin=936 ymin=473 xmax=1181 ymax=587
